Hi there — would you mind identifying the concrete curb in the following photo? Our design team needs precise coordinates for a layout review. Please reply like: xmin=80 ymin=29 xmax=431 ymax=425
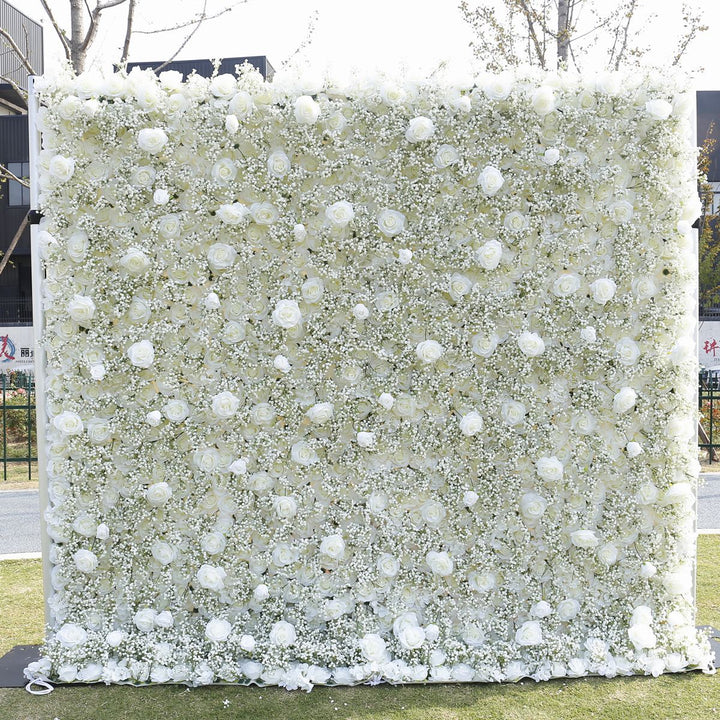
xmin=0 ymin=552 xmax=41 ymax=561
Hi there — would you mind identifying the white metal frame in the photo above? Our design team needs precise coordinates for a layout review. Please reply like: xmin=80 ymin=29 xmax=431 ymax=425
xmin=28 ymin=75 xmax=51 ymax=626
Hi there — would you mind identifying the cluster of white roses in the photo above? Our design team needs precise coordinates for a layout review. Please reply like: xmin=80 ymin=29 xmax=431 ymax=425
xmin=27 ymin=63 xmax=712 ymax=690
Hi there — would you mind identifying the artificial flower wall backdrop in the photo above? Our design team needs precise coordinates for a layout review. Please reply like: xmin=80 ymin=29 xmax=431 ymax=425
xmin=26 ymin=65 xmax=711 ymax=689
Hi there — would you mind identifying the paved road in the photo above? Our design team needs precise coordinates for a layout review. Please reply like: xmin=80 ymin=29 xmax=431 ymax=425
xmin=0 ymin=490 xmax=40 ymax=556
xmin=2 ymin=479 xmax=720 ymax=557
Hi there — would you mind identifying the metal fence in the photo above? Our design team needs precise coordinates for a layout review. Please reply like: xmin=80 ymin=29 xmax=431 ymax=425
xmin=0 ymin=371 xmax=36 ymax=482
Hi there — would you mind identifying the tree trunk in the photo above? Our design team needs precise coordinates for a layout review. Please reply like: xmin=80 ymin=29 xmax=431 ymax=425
xmin=557 ymin=0 xmax=570 ymax=66
xmin=70 ymin=0 xmax=86 ymax=74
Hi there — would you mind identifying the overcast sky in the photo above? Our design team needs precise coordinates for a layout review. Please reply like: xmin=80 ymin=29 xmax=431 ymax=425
xmin=19 ymin=0 xmax=720 ymax=89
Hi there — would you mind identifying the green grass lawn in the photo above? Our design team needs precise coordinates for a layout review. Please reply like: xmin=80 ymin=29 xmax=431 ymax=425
xmin=1 ymin=538 xmax=719 ymax=720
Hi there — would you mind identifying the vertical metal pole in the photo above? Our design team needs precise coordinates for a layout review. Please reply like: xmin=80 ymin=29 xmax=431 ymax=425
xmin=28 ymin=76 xmax=51 ymax=627
xmin=692 ymin=94 xmax=700 ymax=620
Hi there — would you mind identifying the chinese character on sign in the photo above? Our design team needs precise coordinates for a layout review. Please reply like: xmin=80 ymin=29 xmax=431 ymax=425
xmin=20 ymin=347 xmax=32 ymax=358
xmin=705 ymin=339 xmax=719 ymax=357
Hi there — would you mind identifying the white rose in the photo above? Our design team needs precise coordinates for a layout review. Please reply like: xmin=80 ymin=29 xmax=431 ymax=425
xmin=145 ymin=481 xmax=172 ymax=507
xmin=645 ymin=99 xmax=672 ymax=120
xmin=416 ymin=339 xmax=444 ymax=364
xmin=632 ymin=276 xmax=657 ymax=300
xmin=398 ymin=625 xmax=426 ymax=650
xmin=222 ymin=321 xmax=246 ymax=344
xmin=543 ymin=148 xmax=560 ymax=165
xmin=106 ymin=630 xmax=125 ymax=647
xmin=515 ymin=620 xmax=543 ymax=646
xmin=274 ymin=354 xmax=291 ymax=373
xmin=557 ymin=599 xmax=580 ymax=621
xmin=137 ymin=128 xmax=168 ymax=154
xmin=476 ymin=239 xmax=503 ymax=270
xmin=196 ymin=564 xmax=226 ymax=591
xmin=163 ymin=399 xmax=189 ymax=423
xmin=130 ymin=164 xmax=156 ymax=187
xmin=552 ymin=273 xmax=581 ymax=297
xmin=536 ymin=456 xmax=563 ymax=482
xmin=434 ymin=144 xmax=459 ymax=169
xmin=120 ymin=248 xmax=150 ymax=275
xmin=290 ymin=440 xmax=318 ymax=466
xmin=570 ymin=529 xmax=599 ymax=548
xmin=449 ymin=273 xmax=473 ymax=300
xmin=628 ymin=624 xmax=657 ymax=650
xmin=426 ymin=550 xmax=454 ymax=576
xmin=205 ymin=618 xmax=232 ymax=643
xmin=267 ymin=150 xmax=291 ymax=178
xmin=590 ymin=278 xmax=617 ymax=305
xmin=326 ymin=200 xmax=355 ymax=227
xmin=127 ymin=340 xmax=154 ymax=368
xmin=640 ymin=563 xmax=657 ymax=579
xmin=66 ymin=229 xmax=89 ymax=262
xmin=306 ymin=402 xmax=334 ymax=424
xmin=56 ymin=623 xmax=87 ymax=648
xmin=225 ymin=114 xmax=239 ymax=133
xmin=294 ymin=95 xmax=321 ymax=124
xmin=631 ymin=606 xmax=653 ymax=626
xmin=626 ymin=441 xmax=643 ymax=458
xmin=207 ymin=242 xmax=237 ymax=271
xmin=483 ymin=72 xmax=513 ymax=100
xmin=145 ymin=411 xmax=162 ymax=427
xmin=201 ymin=532 xmax=227 ymax=555
xmin=531 ymin=86 xmax=556 ymax=115
xmin=613 ymin=387 xmax=637 ymax=414
xmin=211 ymin=157 xmax=237 ymax=185
xmin=580 ymin=326 xmax=597 ymax=343
xmin=405 ymin=116 xmax=435 ymax=142
xmin=240 ymin=635 xmax=256 ymax=652
xmin=398 ymin=248 xmax=413 ymax=264
xmin=133 ymin=609 xmax=157 ymax=632
xmin=378 ymin=209 xmax=406 ymax=236
xmin=519 ymin=492 xmax=547 ymax=521
xmin=272 ymin=299 xmax=302 ymax=329
xmin=518 ymin=331 xmax=545 ymax=357
xmin=477 ymin=165 xmax=504 ymax=196
xmin=301 ymin=277 xmax=325 ymax=303
xmin=73 ymin=549 xmax=98 ymax=573
xmin=660 ymin=482 xmax=694 ymax=507
xmin=378 ymin=393 xmax=394 ymax=410
xmin=217 ymin=202 xmax=249 ymax=225
xmin=204 ymin=293 xmax=221 ymax=310
xmin=273 ymin=495 xmax=298 ymax=519
xmin=463 ymin=490 xmax=479 ymax=507
xmin=229 ymin=91 xmax=254 ymax=118
xmin=49 ymin=154 xmax=75 ymax=182
xmin=293 ymin=223 xmax=308 ymax=241
xmin=250 ymin=403 xmax=276 ymax=426
xmin=253 ymin=584 xmax=270 ymax=602
xmin=151 ymin=541 xmax=176 ymax=565
xmin=375 ymin=290 xmax=400 ymax=311
xmin=319 ymin=533 xmax=346 ymax=559
xmin=468 ymin=570 xmax=496 ymax=592
xmin=53 ymin=410 xmax=84 ymax=435
xmin=228 ymin=458 xmax=247 ymax=475
xmin=471 ymin=332 xmax=499 ymax=357
xmin=360 ymin=633 xmax=389 ymax=663
xmin=356 ymin=431 xmax=376 ymax=448
xmin=269 ymin=620 xmax=297 ymax=646
xmin=157 ymin=214 xmax=181 ymax=239
xmin=609 ymin=199 xmax=634 ymax=224
xmin=352 ymin=303 xmax=370 ymax=320
xmin=211 ymin=390 xmax=240 ymax=419
xmin=153 ymin=188 xmax=170 ymax=205
xmin=501 ymin=400 xmax=526 ymax=425
xmin=531 ymin=601 xmax=552 ymax=618
xmin=598 ymin=542 xmax=619 ymax=565
xmin=459 ymin=411 xmax=484 ymax=436
xmin=377 ymin=553 xmax=400 ymax=577
xmin=616 ymin=337 xmax=640 ymax=366
xmin=662 ymin=568 xmax=692 ymax=596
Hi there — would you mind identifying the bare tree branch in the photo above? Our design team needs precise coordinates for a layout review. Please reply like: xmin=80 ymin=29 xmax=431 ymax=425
xmin=672 ymin=2 xmax=708 ymax=67
xmin=0 ymin=163 xmax=29 ymax=189
xmin=133 ymin=1 xmax=247 ymax=35
xmin=515 ymin=0 xmax=547 ymax=67
xmin=119 ymin=0 xmax=137 ymax=68
xmin=96 ymin=0 xmax=129 ymax=9
xmin=153 ymin=0 xmax=209 ymax=73
xmin=40 ymin=0 xmax=71 ymax=59
xmin=0 ymin=27 xmax=36 ymax=75
xmin=0 ymin=214 xmax=29 ymax=277
xmin=0 ymin=73 xmax=28 ymax=104
xmin=281 ymin=10 xmax=319 ymax=68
